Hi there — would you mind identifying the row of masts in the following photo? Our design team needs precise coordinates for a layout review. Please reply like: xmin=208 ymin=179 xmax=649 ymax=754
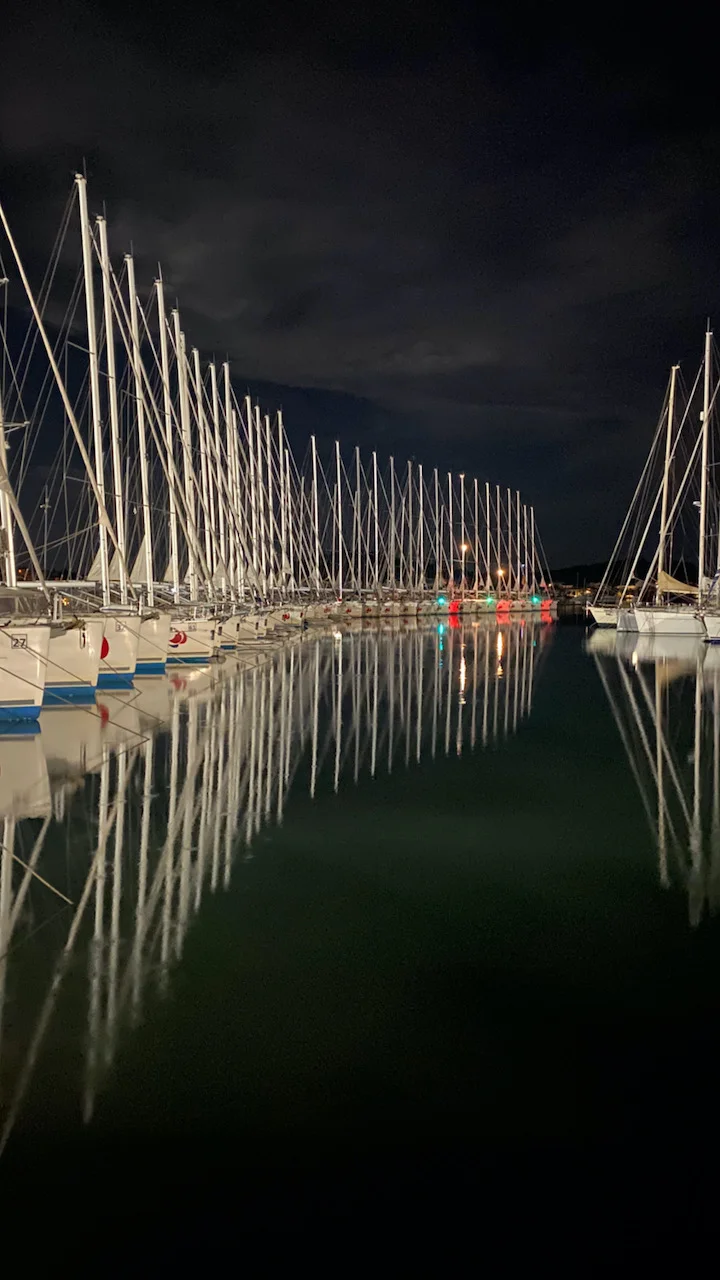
xmin=0 ymin=175 xmax=552 ymax=611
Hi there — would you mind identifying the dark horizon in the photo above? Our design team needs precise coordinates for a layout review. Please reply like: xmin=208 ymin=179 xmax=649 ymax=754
xmin=3 ymin=1 xmax=720 ymax=563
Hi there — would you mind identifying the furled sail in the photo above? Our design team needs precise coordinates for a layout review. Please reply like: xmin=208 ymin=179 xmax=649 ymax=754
xmin=130 ymin=535 xmax=148 ymax=584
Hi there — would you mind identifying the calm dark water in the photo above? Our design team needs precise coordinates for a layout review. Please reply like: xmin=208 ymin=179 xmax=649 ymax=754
xmin=2 ymin=619 xmax=719 ymax=1254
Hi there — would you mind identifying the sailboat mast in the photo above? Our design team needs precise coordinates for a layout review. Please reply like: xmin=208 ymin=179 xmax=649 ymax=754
xmin=0 ymin=397 xmax=16 ymax=588
xmin=224 ymin=365 xmax=241 ymax=599
xmin=433 ymin=468 xmax=440 ymax=590
xmin=76 ymin=175 xmax=110 ymax=606
xmin=407 ymin=461 xmax=413 ymax=594
xmin=512 ymin=488 xmax=517 ymax=593
xmin=473 ymin=478 xmax=480 ymax=596
xmin=192 ymin=349 xmax=215 ymax=584
xmin=418 ymin=463 xmax=424 ymax=593
xmin=355 ymin=446 xmax=362 ymax=592
xmin=126 ymin=255 xmax=155 ymax=605
xmin=97 ymin=217 xmax=128 ymax=606
xmin=699 ymin=327 xmax=712 ymax=596
xmin=506 ymin=486 xmax=513 ymax=594
xmin=245 ymin=396 xmax=259 ymax=589
xmin=523 ymin=503 xmax=529 ymax=597
xmin=255 ymin=406 xmax=268 ymax=597
xmin=655 ymin=365 xmax=678 ymax=603
xmin=389 ymin=456 xmax=396 ymax=589
xmin=447 ymin=472 xmax=454 ymax=592
xmin=278 ymin=413 xmax=288 ymax=596
xmin=485 ymin=481 xmax=491 ymax=591
xmin=210 ymin=369 xmax=227 ymax=594
xmin=310 ymin=435 xmax=320 ymax=595
xmin=172 ymin=312 xmax=198 ymax=601
xmin=496 ymin=484 xmax=502 ymax=593
xmin=264 ymin=414 xmax=274 ymax=595
xmin=459 ymin=472 xmax=466 ymax=598
xmin=155 ymin=281 xmax=180 ymax=599
xmin=335 ymin=440 xmax=343 ymax=600
xmin=286 ymin=449 xmax=296 ymax=595
xmin=372 ymin=450 xmax=379 ymax=590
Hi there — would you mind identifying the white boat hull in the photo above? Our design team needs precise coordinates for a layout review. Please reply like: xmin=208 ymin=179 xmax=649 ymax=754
xmin=224 ymin=611 xmax=270 ymax=643
xmin=616 ymin=608 xmax=639 ymax=632
xmin=589 ymin=606 xmax=618 ymax=628
xmin=43 ymin=618 xmax=104 ymax=706
xmin=633 ymin=607 xmax=705 ymax=638
xmin=167 ymin=616 xmax=220 ymax=664
xmin=0 ymin=623 xmax=51 ymax=723
xmin=266 ymin=605 xmax=306 ymax=627
xmin=132 ymin=613 xmax=171 ymax=674
xmin=98 ymin=615 xmax=141 ymax=687
xmin=703 ymin=612 xmax=720 ymax=641
xmin=306 ymin=602 xmax=337 ymax=624
xmin=335 ymin=600 xmax=364 ymax=621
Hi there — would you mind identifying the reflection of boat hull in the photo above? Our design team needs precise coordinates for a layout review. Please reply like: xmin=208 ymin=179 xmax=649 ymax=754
xmin=39 ymin=706 xmax=104 ymax=779
xmin=129 ymin=675 xmax=172 ymax=728
xmin=589 ymin=605 xmax=618 ymax=627
xmin=98 ymin=617 xmax=141 ymax=688
xmin=0 ymin=624 xmax=51 ymax=722
xmin=43 ymin=618 xmax=104 ymax=705
xmin=617 ymin=632 xmax=704 ymax=667
xmin=585 ymin=628 xmax=618 ymax=656
xmin=634 ymin=607 xmax=705 ymax=638
xmin=0 ymin=732 xmax=51 ymax=816
xmin=95 ymin=691 xmax=142 ymax=746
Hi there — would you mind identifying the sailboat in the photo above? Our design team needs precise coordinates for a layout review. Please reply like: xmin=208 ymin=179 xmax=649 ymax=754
xmin=590 ymin=340 xmax=720 ymax=637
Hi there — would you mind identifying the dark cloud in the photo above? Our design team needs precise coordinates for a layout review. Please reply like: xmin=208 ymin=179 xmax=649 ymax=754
xmin=2 ymin=0 xmax=720 ymax=560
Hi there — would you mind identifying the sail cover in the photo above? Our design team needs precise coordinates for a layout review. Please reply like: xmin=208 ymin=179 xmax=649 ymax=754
xmin=657 ymin=570 xmax=698 ymax=597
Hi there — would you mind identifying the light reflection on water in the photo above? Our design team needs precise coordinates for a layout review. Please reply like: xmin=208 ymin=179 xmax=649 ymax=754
xmin=0 ymin=618 xmax=552 ymax=1155
xmin=588 ymin=628 xmax=720 ymax=926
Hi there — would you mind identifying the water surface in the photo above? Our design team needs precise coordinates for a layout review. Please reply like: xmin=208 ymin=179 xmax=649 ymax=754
xmin=1 ymin=619 xmax=718 ymax=1249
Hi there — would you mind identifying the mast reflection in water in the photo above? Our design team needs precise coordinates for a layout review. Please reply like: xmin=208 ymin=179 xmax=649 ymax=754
xmin=0 ymin=618 xmax=550 ymax=1154
xmin=589 ymin=628 xmax=720 ymax=926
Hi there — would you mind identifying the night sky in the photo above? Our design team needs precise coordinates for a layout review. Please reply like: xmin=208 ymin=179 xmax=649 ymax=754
xmin=3 ymin=0 xmax=720 ymax=564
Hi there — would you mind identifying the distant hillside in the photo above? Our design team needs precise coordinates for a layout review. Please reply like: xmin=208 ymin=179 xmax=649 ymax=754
xmin=551 ymin=560 xmax=652 ymax=585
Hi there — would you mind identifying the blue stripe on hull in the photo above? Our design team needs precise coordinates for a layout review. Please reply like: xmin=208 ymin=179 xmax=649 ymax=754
xmin=166 ymin=654 xmax=214 ymax=665
xmin=0 ymin=705 xmax=41 ymax=727
xmin=43 ymin=685 xmax=97 ymax=706
xmin=97 ymin=671 xmax=135 ymax=689
xmin=135 ymin=661 xmax=167 ymax=675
